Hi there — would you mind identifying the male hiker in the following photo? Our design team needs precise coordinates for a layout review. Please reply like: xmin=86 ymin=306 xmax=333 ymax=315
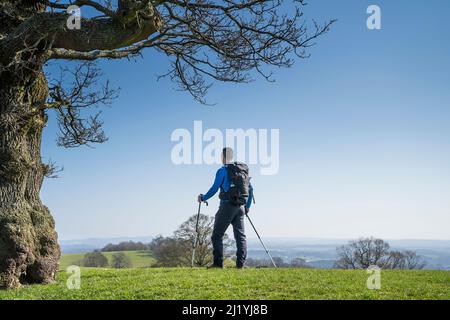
xmin=198 ymin=147 xmax=253 ymax=269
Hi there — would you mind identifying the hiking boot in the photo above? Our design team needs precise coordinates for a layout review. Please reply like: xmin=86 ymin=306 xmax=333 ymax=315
xmin=207 ymin=264 xmax=223 ymax=269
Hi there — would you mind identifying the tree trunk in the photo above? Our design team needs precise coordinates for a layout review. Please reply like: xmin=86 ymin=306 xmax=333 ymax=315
xmin=0 ymin=0 xmax=161 ymax=289
xmin=0 ymin=69 xmax=60 ymax=289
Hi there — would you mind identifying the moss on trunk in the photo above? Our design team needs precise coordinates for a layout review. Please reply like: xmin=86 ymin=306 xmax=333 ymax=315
xmin=0 ymin=70 xmax=60 ymax=289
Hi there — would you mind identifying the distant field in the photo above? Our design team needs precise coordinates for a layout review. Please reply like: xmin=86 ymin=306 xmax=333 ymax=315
xmin=1 ymin=268 xmax=448 ymax=300
xmin=59 ymin=251 xmax=155 ymax=270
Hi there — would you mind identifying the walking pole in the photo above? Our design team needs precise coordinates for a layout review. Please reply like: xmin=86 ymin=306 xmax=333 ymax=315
xmin=245 ymin=213 xmax=277 ymax=268
xmin=191 ymin=200 xmax=207 ymax=267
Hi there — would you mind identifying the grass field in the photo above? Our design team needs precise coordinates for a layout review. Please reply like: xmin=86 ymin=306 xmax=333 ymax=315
xmin=0 ymin=268 xmax=448 ymax=300
xmin=59 ymin=251 xmax=156 ymax=270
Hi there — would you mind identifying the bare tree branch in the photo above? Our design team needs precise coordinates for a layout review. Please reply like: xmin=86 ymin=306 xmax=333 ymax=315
xmin=0 ymin=1 xmax=162 ymax=64
xmin=1 ymin=0 xmax=335 ymax=146
xmin=17 ymin=0 xmax=334 ymax=103
xmin=45 ymin=61 xmax=119 ymax=147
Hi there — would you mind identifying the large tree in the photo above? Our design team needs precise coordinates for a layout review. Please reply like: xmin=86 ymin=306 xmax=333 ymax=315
xmin=0 ymin=0 xmax=333 ymax=288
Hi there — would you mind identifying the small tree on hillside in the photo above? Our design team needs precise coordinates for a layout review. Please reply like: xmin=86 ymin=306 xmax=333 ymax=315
xmin=335 ymin=237 xmax=426 ymax=270
xmin=149 ymin=235 xmax=189 ymax=267
xmin=335 ymin=237 xmax=390 ymax=269
xmin=175 ymin=214 xmax=233 ymax=267
xmin=386 ymin=250 xmax=425 ymax=270
xmin=150 ymin=214 xmax=234 ymax=267
xmin=81 ymin=251 xmax=109 ymax=268
xmin=402 ymin=251 xmax=426 ymax=270
xmin=111 ymin=252 xmax=133 ymax=269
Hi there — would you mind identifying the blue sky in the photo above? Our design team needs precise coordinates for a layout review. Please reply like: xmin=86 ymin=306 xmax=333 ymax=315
xmin=42 ymin=1 xmax=450 ymax=240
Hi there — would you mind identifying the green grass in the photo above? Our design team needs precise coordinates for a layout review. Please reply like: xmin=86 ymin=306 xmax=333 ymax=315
xmin=59 ymin=251 xmax=155 ymax=270
xmin=0 ymin=268 xmax=448 ymax=300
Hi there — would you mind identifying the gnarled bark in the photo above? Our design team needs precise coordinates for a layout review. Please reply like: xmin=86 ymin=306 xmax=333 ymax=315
xmin=0 ymin=68 xmax=60 ymax=289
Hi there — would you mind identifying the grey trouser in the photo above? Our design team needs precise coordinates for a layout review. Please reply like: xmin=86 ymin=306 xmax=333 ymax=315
xmin=211 ymin=202 xmax=247 ymax=267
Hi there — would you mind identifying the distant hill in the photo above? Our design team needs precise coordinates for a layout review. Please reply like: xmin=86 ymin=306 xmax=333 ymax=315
xmin=60 ymin=236 xmax=154 ymax=254
xmin=307 ymin=260 xmax=336 ymax=269
xmin=247 ymin=238 xmax=450 ymax=270
xmin=60 ymin=237 xmax=450 ymax=270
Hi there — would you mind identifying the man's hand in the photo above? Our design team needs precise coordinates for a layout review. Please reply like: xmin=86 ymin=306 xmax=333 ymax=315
xmin=197 ymin=194 xmax=203 ymax=203
xmin=245 ymin=207 xmax=250 ymax=214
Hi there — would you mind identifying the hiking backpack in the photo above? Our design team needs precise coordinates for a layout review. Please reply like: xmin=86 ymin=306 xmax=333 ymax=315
xmin=219 ymin=162 xmax=250 ymax=206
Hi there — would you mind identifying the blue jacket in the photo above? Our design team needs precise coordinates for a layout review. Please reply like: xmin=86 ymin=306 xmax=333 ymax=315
xmin=201 ymin=165 xmax=253 ymax=208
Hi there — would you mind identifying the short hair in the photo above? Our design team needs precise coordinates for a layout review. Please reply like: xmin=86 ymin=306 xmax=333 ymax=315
xmin=222 ymin=147 xmax=234 ymax=162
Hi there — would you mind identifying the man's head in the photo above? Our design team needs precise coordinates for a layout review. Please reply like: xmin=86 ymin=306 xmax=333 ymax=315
xmin=222 ymin=147 xmax=234 ymax=165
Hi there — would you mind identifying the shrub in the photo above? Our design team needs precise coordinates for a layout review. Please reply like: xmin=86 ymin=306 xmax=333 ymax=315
xmin=81 ymin=251 xmax=108 ymax=267
xmin=111 ymin=252 xmax=133 ymax=269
